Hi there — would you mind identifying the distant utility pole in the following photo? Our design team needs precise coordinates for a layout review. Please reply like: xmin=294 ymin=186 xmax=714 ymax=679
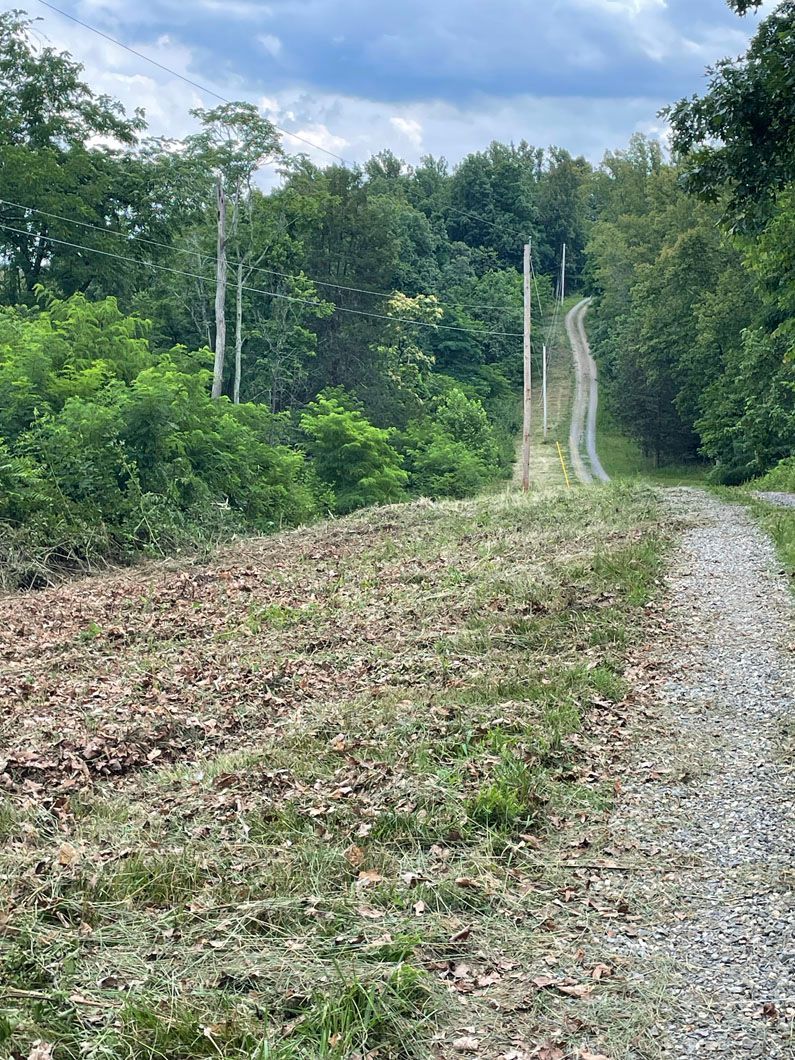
xmin=521 ymin=242 xmax=532 ymax=492
xmin=212 ymin=173 xmax=227 ymax=401
xmin=542 ymin=343 xmax=548 ymax=441
xmin=561 ymin=242 xmax=566 ymax=302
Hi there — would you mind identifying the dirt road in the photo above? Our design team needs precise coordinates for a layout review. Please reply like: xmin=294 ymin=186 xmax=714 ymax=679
xmin=566 ymin=298 xmax=610 ymax=484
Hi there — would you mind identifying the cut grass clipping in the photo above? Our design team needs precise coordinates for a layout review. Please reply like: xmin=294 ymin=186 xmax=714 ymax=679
xmin=0 ymin=483 xmax=665 ymax=1058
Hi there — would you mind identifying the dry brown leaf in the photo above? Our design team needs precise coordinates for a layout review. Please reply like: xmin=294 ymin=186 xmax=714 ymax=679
xmin=356 ymin=868 xmax=383 ymax=888
xmin=345 ymin=844 xmax=365 ymax=868
xmin=27 ymin=1044 xmax=55 ymax=1060
xmin=357 ymin=906 xmax=385 ymax=920
xmin=57 ymin=842 xmax=79 ymax=867
xmin=531 ymin=1043 xmax=565 ymax=1060
xmin=452 ymin=1037 xmax=480 ymax=1053
xmin=557 ymin=983 xmax=594 ymax=998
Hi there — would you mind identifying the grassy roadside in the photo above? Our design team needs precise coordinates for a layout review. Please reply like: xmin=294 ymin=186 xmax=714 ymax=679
xmin=595 ymin=407 xmax=708 ymax=487
xmin=0 ymin=484 xmax=666 ymax=1059
xmin=512 ymin=295 xmax=579 ymax=493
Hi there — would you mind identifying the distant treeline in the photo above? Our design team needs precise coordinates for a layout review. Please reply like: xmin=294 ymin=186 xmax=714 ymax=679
xmin=587 ymin=0 xmax=794 ymax=481
xmin=1 ymin=0 xmax=793 ymax=586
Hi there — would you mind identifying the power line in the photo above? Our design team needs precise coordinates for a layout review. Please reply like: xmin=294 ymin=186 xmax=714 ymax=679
xmin=0 ymin=197 xmax=519 ymax=313
xmin=0 ymin=222 xmax=524 ymax=338
xmin=35 ymin=1 xmax=534 ymax=250
xmin=35 ymin=0 xmax=354 ymax=166
xmin=33 ymin=0 xmax=557 ymax=325
xmin=34 ymin=1 xmax=555 ymax=309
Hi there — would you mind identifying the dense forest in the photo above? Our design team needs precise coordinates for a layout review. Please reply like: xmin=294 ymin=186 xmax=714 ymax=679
xmin=0 ymin=0 xmax=793 ymax=586
xmin=587 ymin=0 xmax=795 ymax=481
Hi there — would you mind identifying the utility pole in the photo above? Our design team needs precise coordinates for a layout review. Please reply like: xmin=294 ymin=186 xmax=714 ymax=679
xmin=561 ymin=242 xmax=566 ymax=303
xmin=521 ymin=242 xmax=532 ymax=492
xmin=542 ymin=343 xmax=548 ymax=441
xmin=212 ymin=173 xmax=227 ymax=400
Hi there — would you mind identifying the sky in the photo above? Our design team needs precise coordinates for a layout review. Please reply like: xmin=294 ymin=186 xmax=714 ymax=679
xmin=5 ymin=0 xmax=771 ymax=171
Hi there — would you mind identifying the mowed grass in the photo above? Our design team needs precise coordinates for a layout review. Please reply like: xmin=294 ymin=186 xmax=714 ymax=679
xmin=0 ymin=484 xmax=665 ymax=1059
xmin=596 ymin=407 xmax=708 ymax=487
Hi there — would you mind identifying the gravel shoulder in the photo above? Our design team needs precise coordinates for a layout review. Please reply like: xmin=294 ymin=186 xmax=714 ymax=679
xmin=597 ymin=488 xmax=795 ymax=1057
xmin=752 ymin=491 xmax=795 ymax=509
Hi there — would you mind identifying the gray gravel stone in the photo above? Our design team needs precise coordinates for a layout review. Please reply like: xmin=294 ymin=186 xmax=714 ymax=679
xmin=752 ymin=491 xmax=795 ymax=509
xmin=601 ymin=489 xmax=795 ymax=1058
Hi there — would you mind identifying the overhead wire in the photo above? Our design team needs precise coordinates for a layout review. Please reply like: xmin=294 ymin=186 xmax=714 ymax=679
xmin=0 ymin=222 xmax=525 ymax=338
xmin=35 ymin=0 xmax=354 ymax=166
xmin=24 ymin=2 xmax=559 ymax=350
xmin=0 ymin=197 xmax=518 ymax=313
xmin=32 ymin=3 xmax=555 ymax=322
xmin=35 ymin=0 xmax=539 ymax=259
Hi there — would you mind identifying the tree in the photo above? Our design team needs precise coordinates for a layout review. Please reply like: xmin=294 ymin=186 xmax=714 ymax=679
xmin=667 ymin=0 xmax=795 ymax=230
xmin=186 ymin=103 xmax=282 ymax=398
xmin=448 ymin=142 xmax=545 ymax=270
xmin=536 ymin=148 xmax=592 ymax=284
xmin=0 ymin=11 xmax=140 ymax=302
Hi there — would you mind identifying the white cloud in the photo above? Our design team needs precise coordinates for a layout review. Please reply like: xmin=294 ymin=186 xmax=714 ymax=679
xmin=390 ymin=116 xmax=423 ymax=149
xmin=198 ymin=0 xmax=272 ymax=17
xmin=258 ymin=33 xmax=283 ymax=58
xmin=282 ymin=122 xmax=349 ymax=157
xmin=0 ymin=0 xmax=766 ymax=183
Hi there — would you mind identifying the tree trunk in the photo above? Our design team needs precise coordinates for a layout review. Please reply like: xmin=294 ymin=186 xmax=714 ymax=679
xmin=212 ymin=174 xmax=227 ymax=400
xmin=233 ymin=261 xmax=243 ymax=405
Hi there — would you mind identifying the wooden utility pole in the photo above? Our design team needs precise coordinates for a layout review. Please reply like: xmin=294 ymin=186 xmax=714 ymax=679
xmin=542 ymin=343 xmax=548 ymax=441
xmin=521 ymin=242 xmax=532 ymax=492
xmin=212 ymin=173 xmax=227 ymax=400
xmin=561 ymin=242 xmax=566 ymax=302
xmin=233 ymin=261 xmax=243 ymax=404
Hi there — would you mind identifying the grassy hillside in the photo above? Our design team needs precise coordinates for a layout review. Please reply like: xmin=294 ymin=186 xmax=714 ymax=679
xmin=0 ymin=484 xmax=666 ymax=1059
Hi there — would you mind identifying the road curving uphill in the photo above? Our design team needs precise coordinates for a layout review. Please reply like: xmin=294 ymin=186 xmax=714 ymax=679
xmin=566 ymin=298 xmax=610 ymax=485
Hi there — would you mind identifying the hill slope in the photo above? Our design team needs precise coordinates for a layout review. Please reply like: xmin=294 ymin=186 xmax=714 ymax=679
xmin=1 ymin=485 xmax=664 ymax=1059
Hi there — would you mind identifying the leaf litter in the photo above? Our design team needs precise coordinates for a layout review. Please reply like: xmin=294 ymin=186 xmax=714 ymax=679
xmin=0 ymin=485 xmax=667 ymax=1058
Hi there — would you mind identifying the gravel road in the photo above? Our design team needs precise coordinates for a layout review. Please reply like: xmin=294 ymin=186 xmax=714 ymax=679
xmin=566 ymin=298 xmax=610 ymax=484
xmin=599 ymin=489 xmax=794 ymax=1057
xmin=753 ymin=491 xmax=795 ymax=509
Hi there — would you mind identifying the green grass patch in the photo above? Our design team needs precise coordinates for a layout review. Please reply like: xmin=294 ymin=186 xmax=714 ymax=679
xmin=596 ymin=407 xmax=709 ymax=485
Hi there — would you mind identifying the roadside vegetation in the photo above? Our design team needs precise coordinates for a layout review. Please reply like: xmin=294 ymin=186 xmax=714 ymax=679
xmin=595 ymin=408 xmax=708 ymax=487
xmin=0 ymin=485 xmax=666 ymax=1059
xmin=3 ymin=1 xmax=792 ymax=593
xmin=585 ymin=0 xmax=794 ymax=487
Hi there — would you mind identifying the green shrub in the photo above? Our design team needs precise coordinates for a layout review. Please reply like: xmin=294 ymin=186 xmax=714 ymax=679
xmin=756 ymin=456 xmax=795 ymax=492
xmin=401 ymin=388 xmax=507 ymax=499
xmin=301 ymin=390 xmax=408 ymax=513
xmin=0 ymin=297 xmax=326 ymax=586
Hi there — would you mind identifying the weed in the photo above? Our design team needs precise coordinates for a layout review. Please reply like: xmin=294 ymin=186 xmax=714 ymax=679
xmin=87 ymin=851 xmax=212 ymax=907
xmin=468 ymin=754 xmax=543 ymax=835
xmin=270 ymin=966 xmax=436 ymax=1059
xmin=246 ymin=601 xmax=319 ymax=633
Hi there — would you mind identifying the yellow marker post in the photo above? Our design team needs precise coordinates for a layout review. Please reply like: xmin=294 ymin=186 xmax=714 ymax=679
xmin=556 ymin=441 xmax=571 ymax=489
